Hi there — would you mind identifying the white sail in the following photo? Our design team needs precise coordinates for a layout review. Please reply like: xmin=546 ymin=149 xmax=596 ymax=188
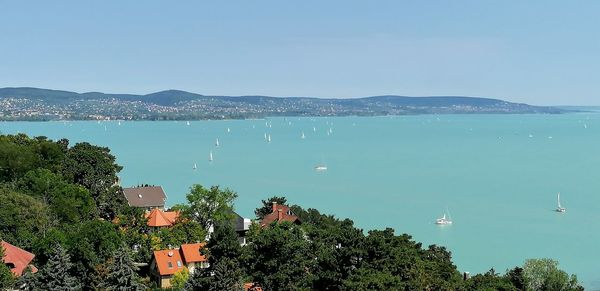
xmin=215 ymin=138 xmax=220 ymax=147
xmin=556 ymin=192 xmax=566 ymax=212
xmin=227 ymin=127 xmax=231 ymax=133
xmin=209 ymin=151 xmax=213 ymax=161
xmin=301 ymin=132 xmax=305 ymax=139
xmin=267 ymin=134 xmax=271 ymax=143
xmin=193 ymin=163 xmax=197 ymax=169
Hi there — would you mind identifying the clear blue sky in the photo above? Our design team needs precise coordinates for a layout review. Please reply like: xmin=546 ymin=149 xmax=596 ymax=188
xmin=1 ymin=1 xmax=599 ymax=105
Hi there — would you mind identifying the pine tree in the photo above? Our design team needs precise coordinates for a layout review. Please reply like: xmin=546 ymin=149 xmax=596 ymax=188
xmin=35 ymin=244 xmax=81 ymax=291
xmin=185 ymin=258 xmax=244 ymax=291
xmin=99 ymin=244 xmax=145 ymax=291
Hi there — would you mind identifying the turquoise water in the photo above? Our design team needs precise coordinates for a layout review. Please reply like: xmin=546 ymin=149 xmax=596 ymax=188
xmin=2 ymin=114 xmax=599 ymax=288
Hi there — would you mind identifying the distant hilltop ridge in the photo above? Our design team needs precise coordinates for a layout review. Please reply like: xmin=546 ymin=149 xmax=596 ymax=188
xmin=0 ymin=87 xmax=568 ymax=121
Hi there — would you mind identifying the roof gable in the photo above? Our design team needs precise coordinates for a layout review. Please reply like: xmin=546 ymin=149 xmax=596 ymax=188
xmin=180 ymin=243 xmax=207 ymax=263
xmin=1 ymin=241 xmax=38 ymax=276
xmin=260 ymin=204 xmax=300 ymax=227
xmin=153 ymin=249 xmax=185 ymax=276
xmin=145 ymin=209 xmax=180 ymax=227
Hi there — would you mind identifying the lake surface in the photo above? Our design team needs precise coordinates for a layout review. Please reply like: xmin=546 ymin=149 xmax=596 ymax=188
xmin=2 ymin=114 xmax=599 ymax=288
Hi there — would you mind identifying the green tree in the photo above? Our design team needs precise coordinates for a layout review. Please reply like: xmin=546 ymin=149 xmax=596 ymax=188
xmin=185 ymin=258 xmax=244 ymax=291
xmin=0 ymin=187 xmax=52 ymax=248
xmin=171 ymin=268 xmax=190 ymax=290
xmin=291 ymin=206 xmax=364 ymax=290
xmin=460 ymin=269 xmax=517 ymax=291
xmin=0 ymin=242 xmax=15 ymax=289
xmin=99 ymin=244 xmax=145 ymax=291
xmin=34 ymin=244 xmax=81 ymax=290
xmin=180 ymin=185 xmax=238 ymax=230
xmin=254 ymin=196 xmax=287 ymax=219
xmin=50 ymin=183 xmax=95 ymax=223
xmin=205 ymin=222 xmax=242 ymax=265
xmin=62 ymin=142 xmax=124 ymax=219
xmin=18 ymin=169 xmax=96 ymax=223
xmin=67 ymin=219 xmax=122 ymax=289
xmin=247 ymin=221 xmax=315 ymax=290
xmin=522 ymin=258 xmax=583 ymax=291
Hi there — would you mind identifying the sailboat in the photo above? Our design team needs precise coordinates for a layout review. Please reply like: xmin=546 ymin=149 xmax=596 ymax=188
xmin=227 ymin=127 xmax=231 ymax=133
xmin=435 ymin=210 xmax=453 ymax=225
xmin=267 ymin=134 xmax=272 ymax=143
xmin=314 ymin=165 xmax=327 ymax=171
xmin=209 ymin=151 xmax=213 ymax=162
xmin=193 ymin=163 xmax=197 ymax=170
xmin=313 ymin=127 xmax=316 ymax=132
xmin=186 ymin=121 xmax=190 ymax=126
xmin=556 ymin=192 xmax=566 ymax=213
xmin=301 ymin=132 xmax=306 ymax=139
xmin=264 ymin=133 xmax=267 ymax=140
xmin=215 ymin=138 xmax=220 ymax=147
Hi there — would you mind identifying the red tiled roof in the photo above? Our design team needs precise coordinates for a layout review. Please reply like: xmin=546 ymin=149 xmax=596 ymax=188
xmin=153 ymin=249 xmax=185 ymax=276
xmin=145 ymin=209 xmax=180 ymax=227
xmin=260 ymin=203 xmax=300 ymax=227
xmin=180 ymin=243 xmax=207 ymax=263
xmin=1 ymin=241 xmax=38 ymax=276
xmin=244 ymin=282 xmax=263 ymax=291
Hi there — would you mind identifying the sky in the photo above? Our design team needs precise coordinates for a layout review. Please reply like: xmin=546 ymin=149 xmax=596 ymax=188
xmin=1 ymin=1 xmax=599 ymax=105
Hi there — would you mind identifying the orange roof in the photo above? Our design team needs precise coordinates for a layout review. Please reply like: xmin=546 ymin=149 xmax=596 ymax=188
xmin=145 ymin=208 xmax=180 ymax=227
xmin=244 ymin=282 xmax=263 ymax=291
xmin=180 ymin=243 xmax=207 ymax=263
xmin=260 ymin=203 xmax=300 ymax=227
xmin=153 ymin=249 xmax=186 ymax=276
xmin=1 ymin=241 xmax=38 ymax=276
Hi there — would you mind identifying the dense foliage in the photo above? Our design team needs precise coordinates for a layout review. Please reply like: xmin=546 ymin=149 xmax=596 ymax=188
xmin=0 ymin=134 xmax=584 ymax=290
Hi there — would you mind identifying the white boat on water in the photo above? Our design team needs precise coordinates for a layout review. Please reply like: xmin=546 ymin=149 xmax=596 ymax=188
xmin=314 ymin=165 xmax=327 ymax=171
xmin=435 ymin=212 xmax=453 ymax=225
xmin=193 ymin=163 xmax=197 ymax=170
xmin=227 ymin=127 xmax=231 ymax=133
xmin=267 ymin=134 xmax=272 ymax=143
xmin=209 ymin=151 xmax=213 ymax=162
xmin=186 ymin=121 xmax=190 ymax=126
xmin=556 ymin=192 xmax=566 ymax=213
xmin=301 ymin=132 xmax=305 ymax=139
xmin=215 ymin=138 xmax=220 ymax=147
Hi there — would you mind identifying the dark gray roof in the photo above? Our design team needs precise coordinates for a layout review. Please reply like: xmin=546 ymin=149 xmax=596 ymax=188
xmin=123 ymin=186 xmax=166 ymax=208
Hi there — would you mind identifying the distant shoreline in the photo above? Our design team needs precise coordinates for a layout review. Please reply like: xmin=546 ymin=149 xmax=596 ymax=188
xmin=0 ymin=87 xmax=572 ymax=121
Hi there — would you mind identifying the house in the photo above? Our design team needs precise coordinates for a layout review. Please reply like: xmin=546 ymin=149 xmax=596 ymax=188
xmin=150 ymin=243 xmax=208 ymax=288
xmin=1 ymin=241 xmax=38 ymax=277
xmin=145 ymin=208 xmax=180 ymax=228
xmin=260 ymin=202 xmax=301 ymax=227
xmin=231 ymin=211 xmax=252 ymax=245
xmin=123 ymin=185 xmax=167 ymax=210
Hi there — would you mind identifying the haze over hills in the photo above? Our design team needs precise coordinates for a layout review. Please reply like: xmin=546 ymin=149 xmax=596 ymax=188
xmin=0 ymin=87 xmax=567 ymax=121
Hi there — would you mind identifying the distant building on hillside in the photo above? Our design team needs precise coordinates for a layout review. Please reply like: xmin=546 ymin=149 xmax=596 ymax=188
xmin=123 ymin=185 xmax=167 ymax=210
xmin=145 ymin=208 xmax=180 ymax=228
xmin=149 ymin=243 xmax=209 ymax=288
xmin=260 ymin=202 xmax=301 ymax=227
xmin=1 ymin=241 xmax=38 ymax=277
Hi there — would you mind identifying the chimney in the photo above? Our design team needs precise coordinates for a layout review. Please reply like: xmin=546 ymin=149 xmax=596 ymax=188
xmin=463 ymin=272 xmax=470 ymax=280
xmin=272 ymin=201 xmax=278 ymax=213
xmin=277 ymin=209 xmax=283 ymax=221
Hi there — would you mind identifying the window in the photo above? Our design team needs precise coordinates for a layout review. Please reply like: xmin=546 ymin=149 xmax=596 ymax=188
xmin=167 ymin=262 xmax=173 ymax=268
xmin=177 ymin=261 xmax=182 ymax=267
